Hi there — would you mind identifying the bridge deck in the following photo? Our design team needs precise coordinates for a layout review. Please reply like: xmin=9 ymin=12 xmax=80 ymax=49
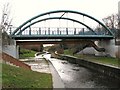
xmin=12 ymin=35 xmax=114 ymax=40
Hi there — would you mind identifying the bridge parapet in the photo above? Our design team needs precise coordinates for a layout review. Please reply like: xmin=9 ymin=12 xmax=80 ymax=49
xmin=17 ymin=27 xmax=97 ymax=35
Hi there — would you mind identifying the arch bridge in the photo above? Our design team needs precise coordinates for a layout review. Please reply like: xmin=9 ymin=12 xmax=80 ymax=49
xmin=11 ymin=10 xmax=114 ymax=40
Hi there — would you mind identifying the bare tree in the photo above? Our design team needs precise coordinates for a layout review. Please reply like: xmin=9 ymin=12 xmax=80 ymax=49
xmin=102 ymin=14 xmax=119 ymax=29
xmin=0 ymin=3 xmax=13 ymax=45
xmin=102 ymin=14 xmax=120 ymax=45
xmin=0 ymin=3 xmax=12 ymax=32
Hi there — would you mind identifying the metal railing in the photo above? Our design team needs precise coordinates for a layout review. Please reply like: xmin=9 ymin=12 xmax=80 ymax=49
xmin=10 ymin=27 xmax=108 ymax=35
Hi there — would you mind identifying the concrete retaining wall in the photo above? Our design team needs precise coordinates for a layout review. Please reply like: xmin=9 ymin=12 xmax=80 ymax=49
xmin=2 ymin=45 xmax=19 ymax=59
xmin=60 ymin=55 xmax=120 ymax=80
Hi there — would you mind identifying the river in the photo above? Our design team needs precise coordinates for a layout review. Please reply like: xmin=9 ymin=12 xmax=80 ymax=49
xmin=43 ymin=53 xmax=120 ymax=89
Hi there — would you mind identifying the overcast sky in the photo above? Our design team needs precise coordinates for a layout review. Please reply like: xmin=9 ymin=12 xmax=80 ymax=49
xmin=0 ymin=0 xmax=120 ymax=27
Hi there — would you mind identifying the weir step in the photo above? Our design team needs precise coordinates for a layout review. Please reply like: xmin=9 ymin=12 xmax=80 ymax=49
xmin=5 ymin=61 xmax=20 ymax=68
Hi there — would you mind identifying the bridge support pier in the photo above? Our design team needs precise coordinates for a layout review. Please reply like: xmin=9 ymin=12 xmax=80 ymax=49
xmin=95 ymin=39 xmax=118 ymax=58
xmin=40 ymin=44 xmax=43 ymax=52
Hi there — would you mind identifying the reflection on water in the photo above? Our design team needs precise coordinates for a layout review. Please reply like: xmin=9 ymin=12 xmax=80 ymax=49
xmin=49 ymin=58 xmax=120 ymax=88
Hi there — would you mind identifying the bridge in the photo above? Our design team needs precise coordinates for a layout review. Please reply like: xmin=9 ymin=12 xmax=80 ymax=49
xmin=7 ymin=10 xmax=118 ymax=58
xmin=10 ymin=10 xmax=114 ymax=40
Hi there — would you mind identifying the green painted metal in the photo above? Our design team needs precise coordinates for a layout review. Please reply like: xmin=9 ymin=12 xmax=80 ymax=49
xmin=12 ymin=34 xmax=114 ymax=40
xmin=17 ymin=17 xmax=96 ymax=35
xmin=11 ymin=10 xmax=114 ymax=36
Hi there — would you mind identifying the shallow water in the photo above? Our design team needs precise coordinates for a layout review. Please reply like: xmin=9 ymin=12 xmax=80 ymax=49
xmin=49 ymin=58 xmax=120 ymax=89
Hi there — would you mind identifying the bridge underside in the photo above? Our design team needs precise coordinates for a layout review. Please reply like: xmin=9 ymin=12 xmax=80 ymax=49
xmin=16 ymin=38 xmax=111 ymax=45
xmin=12 ymin=35 xmax=113 ymax=40
xmin=16 ymin=39 xmax=83 ymax=45
xmin=17 ymin=39 xmax=105 ymax=53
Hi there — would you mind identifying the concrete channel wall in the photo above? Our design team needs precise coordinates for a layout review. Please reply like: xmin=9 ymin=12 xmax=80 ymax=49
xmin=59 ymin=54 xmax=120 ymax=80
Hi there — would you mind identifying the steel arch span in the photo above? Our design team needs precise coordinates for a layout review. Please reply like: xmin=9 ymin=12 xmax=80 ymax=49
xmin=16 ymin=17 xmax=96 ymax=35
xmin=11 ymin=10 xmax=114 ymax=39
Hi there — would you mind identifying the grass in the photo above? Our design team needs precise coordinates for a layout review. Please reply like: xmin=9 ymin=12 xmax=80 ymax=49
xmin=2 ymin=63 xmax=53 ymax=89
xmin=20 ymin=49 xmax=36 ymax=59
xmin=0 ymin=63 xmax=2 ymax=86
xmin=64 ymin=49 xmax=120 ymax=67
xmin=64 ymin=49 xmax=73 ymax=56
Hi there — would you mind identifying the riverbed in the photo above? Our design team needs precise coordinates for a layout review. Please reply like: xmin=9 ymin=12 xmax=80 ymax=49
xmin=48 ymin=57 xmax=120 ymax=88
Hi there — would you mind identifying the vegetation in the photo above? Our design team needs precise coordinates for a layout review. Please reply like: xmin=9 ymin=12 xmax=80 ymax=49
xmin=19 ymin=48 xmax=36 ymax=59
xmin=64 ymin=49 xmax=73 ymax=56
xmin=1 ymin=3 xmax=13 ymax=46
xmin=64 ymin=49 xmax=120 ymax=67
xmin=102 ymin=14 xmax=119 ymax=29
xmin=0 ymin=63 xmax=2 ymax=86
xmin=2 ymin=63 xmax=53 ymax=88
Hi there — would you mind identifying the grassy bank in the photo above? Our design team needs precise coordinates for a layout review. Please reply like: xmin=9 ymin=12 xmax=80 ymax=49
xmin=64 ymin=50 xmax=120 ymax=67
xmin=2 ymin=63 xmax=53 ymax=88
xmin=0 ymin=63 xmax=2 ymax=86
xmin=20 ymin=49 xmax=36 ymax=59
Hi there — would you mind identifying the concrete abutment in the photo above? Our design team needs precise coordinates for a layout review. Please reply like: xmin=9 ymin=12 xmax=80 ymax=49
xmin=2 ymin=40 xmax=19 ymax=59
xmin=95 ymin=39 xmax=119 ymax=58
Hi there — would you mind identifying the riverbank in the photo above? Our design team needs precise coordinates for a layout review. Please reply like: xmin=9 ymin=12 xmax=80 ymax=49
xmin=2 ymin=62 xmax=53 ymax=88
xmin=64 ymin=50 xmax=120 ymax=68
xmin=2 ymin=50 xmax=53 ymax=89
xmin=21 ymin=54 xmax=65 ymax=88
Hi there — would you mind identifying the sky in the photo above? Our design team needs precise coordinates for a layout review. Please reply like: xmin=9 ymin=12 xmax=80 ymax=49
xmin=0 ymin=0 xmax=120 ymax=27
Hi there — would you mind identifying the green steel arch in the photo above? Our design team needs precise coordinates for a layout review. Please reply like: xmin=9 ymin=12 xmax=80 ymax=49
xmin=17 ymin=17 xmax=97 ymax=35
xmin=11 ymin=10 xmax=114 ymax=36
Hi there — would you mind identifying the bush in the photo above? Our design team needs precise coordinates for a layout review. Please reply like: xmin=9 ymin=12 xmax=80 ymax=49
xmin=19 ymin=49 xmax=36 ymax=59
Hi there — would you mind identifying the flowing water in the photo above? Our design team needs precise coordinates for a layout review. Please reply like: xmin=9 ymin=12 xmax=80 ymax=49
xmin=48 ymin=57 xmax=120 ymax=89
